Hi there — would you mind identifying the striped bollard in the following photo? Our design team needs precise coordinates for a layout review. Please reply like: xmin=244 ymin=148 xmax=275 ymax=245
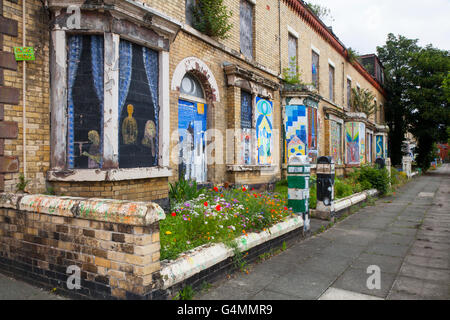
xmin=287 ymin=156 xmax=311 ymax=232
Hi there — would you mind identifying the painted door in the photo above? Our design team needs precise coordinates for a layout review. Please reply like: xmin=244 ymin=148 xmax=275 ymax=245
xmin=178 ymin=100 xmax=207 ymax=183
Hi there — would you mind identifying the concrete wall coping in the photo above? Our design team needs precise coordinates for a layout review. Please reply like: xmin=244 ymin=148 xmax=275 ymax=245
xmin=0 ymin=193 xmax=165 ymax=226
xmin=334 ymin=189 xmax=378 ymax=212
xmin=160 ymin=215 xmax=304 ymax=289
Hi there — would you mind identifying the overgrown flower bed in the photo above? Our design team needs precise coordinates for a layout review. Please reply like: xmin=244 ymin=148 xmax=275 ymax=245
xmin=160 ymin=186 xmax=294 ymax=261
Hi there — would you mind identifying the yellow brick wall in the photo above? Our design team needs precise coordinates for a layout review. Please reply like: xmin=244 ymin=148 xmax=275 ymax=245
xmin=2 ymin=0 xmax=50 ymax=194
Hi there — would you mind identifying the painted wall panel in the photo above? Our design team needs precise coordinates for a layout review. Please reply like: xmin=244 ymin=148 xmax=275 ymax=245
xmin=256 ymin=97 xmax=273 ymax=165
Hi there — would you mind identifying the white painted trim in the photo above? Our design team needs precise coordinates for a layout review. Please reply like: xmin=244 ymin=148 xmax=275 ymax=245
xmin=47 ymin=167 xmax=172 ymax=182
xmin=246 ymin=0 xmax=256 ymax=4
xmin=328 ymin=59 xmax=336 ymax=68
xmin=329 ymin=114 xmax=344 ymax=124
xmin=160 ymin=216 xmax=304 ymax=289
xmin=103 ymin=33 xmax=120 ymax=167
xmin=347 ymin=75 xmax=352 ymax=81
xmin=287 ymin=25 xmax=299 ymax=39
xmin=159 ymin=51 xmax=170 ymax=168
xmin=171 ymin=57 xmax=220 ymax=102
xmin=356 ymin=83 xmax=361 ymax=89
xmin=311 ymin=44 xmax=320 ymax=55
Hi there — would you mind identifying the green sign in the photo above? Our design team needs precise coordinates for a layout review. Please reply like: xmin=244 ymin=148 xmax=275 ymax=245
xmin=14 ymin=47 xmax=35 ymax=61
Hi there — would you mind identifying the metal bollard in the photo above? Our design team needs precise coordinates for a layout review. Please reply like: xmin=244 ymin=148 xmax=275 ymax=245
xmin=287 ymin=156 xmax=311 ymax=232
xmin=316 ymin=156 xmax=335 ymax=221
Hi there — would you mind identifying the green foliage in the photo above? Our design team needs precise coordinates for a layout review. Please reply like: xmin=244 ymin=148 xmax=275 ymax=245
xmin=16 ymin=174 xmax=30 ymax=193
xmin=347 ymin=47 xmax=360 ymax=63
xmin=305 ymin=2 xmax=333 ymax=21
xmin=174 ymin=285 xmax=195 ymax=300
xmin=351 ymin=165 xmax=391 ymax=196
xmin=191 ymin=0 xmax=233 ymax=40
xmin=44 ymin=186 xmax=56 ymax=196
xmin=282 ymin=57 xmax=305 ymax=86
xmin=351 ymin=88 xmax=377 ymax=117
xmin=169 ymin=175 xmax=205 ymax=206
xmin=377 ymin=34 xmax=449 ymax=169
xmin=390 ymin=168 xmax=408 ymax=187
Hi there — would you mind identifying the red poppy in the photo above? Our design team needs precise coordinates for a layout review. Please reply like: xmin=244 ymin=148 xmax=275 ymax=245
xmin=171 ymin=212 xmax=176 ymax=217
xmin=284 ymin=207 xmax=288 ymax=211
xmin=213 ymin=187 xmax=219 ymax=192
xmin=242 ymin=187 xmax=247 ymax=192
xmin=216 ymin=205 xmax=222 ymax=211
xmin=204 ymin=201 xmax=208 ymax=207
xmin=253 ymin=194 xmax=258 ymax=198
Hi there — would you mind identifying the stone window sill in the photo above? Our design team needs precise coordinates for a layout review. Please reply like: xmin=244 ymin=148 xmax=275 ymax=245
xmin=47 ymin=167 xmax=172 ymax=182
xmin=227 ymin=165 xmax=275 ymax=172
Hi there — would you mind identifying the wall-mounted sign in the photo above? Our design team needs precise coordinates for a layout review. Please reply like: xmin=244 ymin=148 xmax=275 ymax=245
xmin=13 ymin=47 xmax=35 ymax=61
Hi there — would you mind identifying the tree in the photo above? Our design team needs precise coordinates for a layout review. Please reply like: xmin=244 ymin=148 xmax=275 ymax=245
xmin=377 ymin=34 xmax=449 ymax=171
xmin=351 ymin=88 xmax=377 ymax=117
xmin=408 ymin=46 xmax=449 ymax=171
xmin=191 ymin=0 xmax=233 ymax=40
xmin=376 ymin=34 xmax=421 ymax=166
xmin=305 ymin=2 xmax=333 ymax=22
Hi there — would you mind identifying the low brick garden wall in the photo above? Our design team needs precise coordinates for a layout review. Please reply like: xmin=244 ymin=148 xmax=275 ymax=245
xmin=0 ymin=193 xmax=166 ymax=300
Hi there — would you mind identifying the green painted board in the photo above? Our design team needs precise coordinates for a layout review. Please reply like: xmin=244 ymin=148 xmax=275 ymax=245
xmin=14 ymin=47 xmax=35 ymax=61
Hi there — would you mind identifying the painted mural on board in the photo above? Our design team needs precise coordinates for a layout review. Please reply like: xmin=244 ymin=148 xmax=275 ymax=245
xmin=330 ymin=121 xmax=342 ymax=165
xmin=284 ymin=105 xmax=307 ymax=161
xmin=67 ymin=35 xmax=104 ymax=169
xmin=118 ymin=39 xmax=159 ymax=168
xmin=256 ymin=98 xmax=273 ymax=165
xmin=307 ymin=107 xmax=318 ymax=163
xmin=376 ymin=135 xmax=384 ymax=159
xmin=359 ymin=123 xmax=366 ymax=164
xmin=241 ymin=91 xmax=253 ymax=165
xmin=178 ymin=100 xmax=208 ymax=183
xmin=346 ymin=122 xmax=360 ymax=165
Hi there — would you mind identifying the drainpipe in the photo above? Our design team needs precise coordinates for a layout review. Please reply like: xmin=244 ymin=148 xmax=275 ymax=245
xmin=22 ymin=0 xmax=27 ymax=178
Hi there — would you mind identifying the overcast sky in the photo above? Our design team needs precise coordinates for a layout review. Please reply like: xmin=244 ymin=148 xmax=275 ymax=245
xmin=308 ymin=0 xmax=450 ymax=54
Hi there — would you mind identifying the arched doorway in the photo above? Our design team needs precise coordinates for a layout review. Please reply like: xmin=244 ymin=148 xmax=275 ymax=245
xmin=178 ymin=73 xmax=208 ymax=182
xmin=172 ymin=57 xmax=220 ymax=184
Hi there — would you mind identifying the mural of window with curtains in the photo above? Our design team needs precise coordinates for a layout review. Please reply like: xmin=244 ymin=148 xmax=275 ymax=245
xmin=67 ymin=35 xmax=104 ymax=169
xmin=118 ymin=39 xmax=159 ymax=168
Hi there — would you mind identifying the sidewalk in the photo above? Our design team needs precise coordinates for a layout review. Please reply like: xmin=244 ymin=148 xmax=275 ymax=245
xmin=196 ymin=164 xmax=450 ymax=300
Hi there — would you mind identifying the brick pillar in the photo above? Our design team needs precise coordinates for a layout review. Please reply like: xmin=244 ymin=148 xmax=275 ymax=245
xmin=0 ymin=0 xmax=20 ymax=190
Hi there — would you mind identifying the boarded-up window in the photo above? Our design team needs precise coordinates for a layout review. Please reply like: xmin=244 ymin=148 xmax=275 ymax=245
xmin=241 ymin=90 xmax=253 ymax=165
xmin=288 ymin=34 xmax=298 ymax=77
xmin=312 ymin=51 xmax=319 ymax=89
xmin=329 ymin=65 xmax=335 ymax=102
xmin=67 ymin=35 xmax=104 ymax=169
xmin=240 ymin=0 xmax=254 ymax=60
xmin=347 ymin=78 xmax=352 ymax=110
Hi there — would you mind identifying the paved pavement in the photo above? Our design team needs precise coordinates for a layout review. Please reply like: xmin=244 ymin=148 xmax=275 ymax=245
xmin=0 ymin=165 xmax=448 ymax=300
xmin=0 ymin=273 xmax=65 ymax=300
xmin=196 ymin=164 xmax=450 ymax=300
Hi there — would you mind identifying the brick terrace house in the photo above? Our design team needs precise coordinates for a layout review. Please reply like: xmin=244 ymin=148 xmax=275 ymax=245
xmin=0 ymin=0 xmax=388 ymax=209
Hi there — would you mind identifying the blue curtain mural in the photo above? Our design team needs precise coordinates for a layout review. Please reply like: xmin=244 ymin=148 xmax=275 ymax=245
xmin=256 ymin=97 xmax=273 ymax=165
xmin=118 ymin=40 xmax=159 ymax=168
xmin=67 ymin=35 xmax=103 ymax=169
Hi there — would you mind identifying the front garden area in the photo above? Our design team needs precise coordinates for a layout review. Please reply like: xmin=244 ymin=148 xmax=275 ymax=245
xmin=160 ymin=165 xmax=410 ymax=261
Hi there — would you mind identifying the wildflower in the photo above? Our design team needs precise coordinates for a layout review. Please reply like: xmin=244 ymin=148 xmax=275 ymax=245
xmin=165 ymin=231 xmax=172 ymax=235
xmin=204 ymin=201 xmax=208 ymax=207
xmin=242 ymin=187 xmax=247 ymax=192
xmin=216 ymin=205 xmax=222 ymax=211
xmin=171 ymin=212 xmax=176 ymax=217
xmin=214 ymin=187 xmax=219 ymax=192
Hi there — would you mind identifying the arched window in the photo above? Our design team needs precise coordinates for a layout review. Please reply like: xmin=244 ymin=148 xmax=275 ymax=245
xmin=180 ymin=73 xmax=205 ymax=100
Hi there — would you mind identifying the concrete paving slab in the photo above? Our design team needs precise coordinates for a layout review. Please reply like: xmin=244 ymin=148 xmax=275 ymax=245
xmin=388 ymin=276 xmax=450 ymax=300
xmin=319 ymin=287 xmax=383 ymax=300
xmin=350 ymin=253 xmax=404 ymax=275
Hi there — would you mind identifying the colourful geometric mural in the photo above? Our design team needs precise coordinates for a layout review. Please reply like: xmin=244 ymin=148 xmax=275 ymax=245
xmin=330 ymin=121 xmax=342 ymax=164
xmin=376 ymin=135 xmax=384 ymax=159
xmin=284 ymin=105 xmax=308 ymax=161
xmin=346 ymin=122 xmax=360 ymax=165
xmin=256 ymin=98 xmax=273 ymax=165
